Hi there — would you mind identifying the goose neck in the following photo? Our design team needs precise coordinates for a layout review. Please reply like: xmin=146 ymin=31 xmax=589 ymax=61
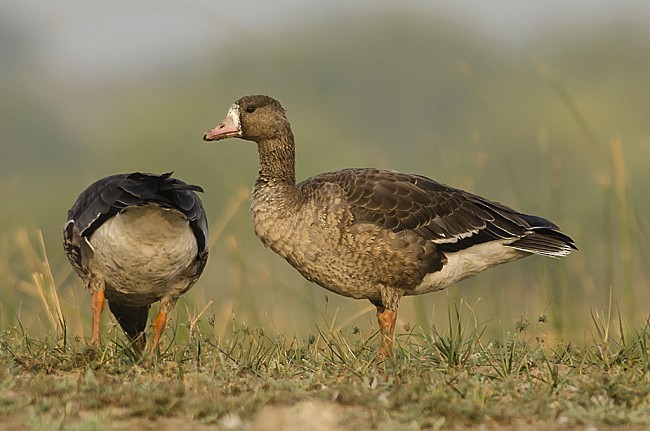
xmin=256 ymin=136 xmax=296 ymax=185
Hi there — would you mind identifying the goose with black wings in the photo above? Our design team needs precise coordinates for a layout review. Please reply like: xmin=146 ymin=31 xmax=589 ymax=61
xmin=64 ymin=172 xmax=208 ymax=354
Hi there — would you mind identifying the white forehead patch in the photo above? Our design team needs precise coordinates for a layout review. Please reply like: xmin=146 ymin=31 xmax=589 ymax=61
xmin=227 ymin=104 xmax=241 ymax=129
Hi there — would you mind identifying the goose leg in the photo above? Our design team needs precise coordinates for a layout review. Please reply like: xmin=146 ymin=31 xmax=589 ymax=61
xmin=150 ymin=309 xmax=168 ymax=354
xmin=149 ymin=297 xmax=177 ymax=354
xmin=376 ymin=306 xmax=398 ymax=358
xmin=90 ymin=289 xmax=105 ymax=345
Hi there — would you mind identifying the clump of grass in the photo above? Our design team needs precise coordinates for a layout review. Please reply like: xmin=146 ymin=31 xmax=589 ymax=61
xmin=427 ymin=298 xmax=485 ymax=368
xmin=10 ymin=230 xmax=66 ymax=338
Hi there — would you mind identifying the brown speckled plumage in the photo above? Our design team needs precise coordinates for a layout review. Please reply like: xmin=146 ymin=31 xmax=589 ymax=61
xmin=203 ymin=95 xmax=576 ymax=352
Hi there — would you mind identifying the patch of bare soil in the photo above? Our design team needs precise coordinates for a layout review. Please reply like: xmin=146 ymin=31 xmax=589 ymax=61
xmin=247 ymin=400 xmax=646 ymax=431
xmin=249 ymin=399 xmax=369 ymax=431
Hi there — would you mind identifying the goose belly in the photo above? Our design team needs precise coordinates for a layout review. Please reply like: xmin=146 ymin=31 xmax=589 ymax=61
xmin=88 ymin=205 xmax=198 ymax=304
xmin=253 ymin=208 xmax=429 ymax=301
xmin=412 ymin=240 xmax=528 ymax=295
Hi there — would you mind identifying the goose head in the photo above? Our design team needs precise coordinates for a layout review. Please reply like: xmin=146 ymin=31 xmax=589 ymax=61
xmin=203 ymin=95 xmax=290 ymax=143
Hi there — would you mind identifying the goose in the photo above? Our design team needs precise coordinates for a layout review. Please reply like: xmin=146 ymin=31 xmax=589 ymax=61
xmin=202 ymin=95 xmax=576 ymax=354
xmin=63 ymin=172 xmax=209 ymax=354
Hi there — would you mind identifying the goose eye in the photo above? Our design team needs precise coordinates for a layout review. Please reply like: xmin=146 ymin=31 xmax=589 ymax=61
xmin=246 ymin=106 xmax=256 ymax=113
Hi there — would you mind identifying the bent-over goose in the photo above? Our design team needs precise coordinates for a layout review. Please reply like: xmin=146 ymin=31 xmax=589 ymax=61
xmin=64 ymin=172 xmax=209 ymax=353
xmin=203 ymin=95 xmax=576 ymax=353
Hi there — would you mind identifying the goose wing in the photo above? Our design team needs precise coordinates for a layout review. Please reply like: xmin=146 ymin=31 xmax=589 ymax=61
xmin=308 ymin=168 xmax=575 ymax=256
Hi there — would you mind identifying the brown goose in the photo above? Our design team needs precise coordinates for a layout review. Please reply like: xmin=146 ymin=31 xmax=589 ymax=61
xmin=64 ymin=172 xmax=209 ymax=354
xmin=203 ymin=95 xmax=576 ymax=353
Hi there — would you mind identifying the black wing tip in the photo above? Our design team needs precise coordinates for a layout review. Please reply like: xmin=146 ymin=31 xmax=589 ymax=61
xmin=510 ymin=227 xmax=577 ymax=257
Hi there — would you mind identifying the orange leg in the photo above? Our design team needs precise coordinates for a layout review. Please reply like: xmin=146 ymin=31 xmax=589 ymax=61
xmin=376 ymin=307 xmax=398 ymax=358
xmin=150 ymin=308 xmax=168 ymax=354
xmin=90 ymin=290 xmax=105 ymax=345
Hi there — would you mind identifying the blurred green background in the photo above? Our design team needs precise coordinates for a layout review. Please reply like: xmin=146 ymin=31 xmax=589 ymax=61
xmin=1 ymin=1 xmax=648 ymax=342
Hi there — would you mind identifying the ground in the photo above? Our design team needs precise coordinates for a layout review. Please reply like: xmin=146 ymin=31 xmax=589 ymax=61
xmin=0 ymin=319 xmax=648 ymax=431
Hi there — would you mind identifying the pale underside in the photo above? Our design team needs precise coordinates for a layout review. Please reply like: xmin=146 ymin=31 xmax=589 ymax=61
xmin=411 ymin=239 xmax=526 ymax=295
xmin=85 ymin=204 xmax=198 ymax=306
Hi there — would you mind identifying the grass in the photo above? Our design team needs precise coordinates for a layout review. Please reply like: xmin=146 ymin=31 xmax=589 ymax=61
xmin=1 ymin=287 xmax=649 ymax=430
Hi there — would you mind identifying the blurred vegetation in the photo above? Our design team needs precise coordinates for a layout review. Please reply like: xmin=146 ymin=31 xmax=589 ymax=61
xmin=1 ymin=10 xmax=648 ymax=343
